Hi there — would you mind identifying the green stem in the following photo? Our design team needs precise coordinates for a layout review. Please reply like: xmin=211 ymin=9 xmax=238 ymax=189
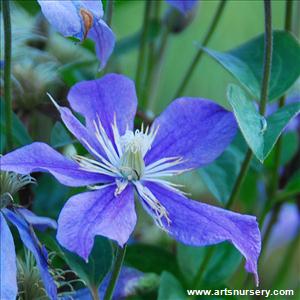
xmin=225 ymin=149 xmax=253 ymax=209
xmin=272 ymin=230 xmax=300 ymax=288
xmin=103 ymin=245 xmax=127 ymax=300
xmin=192 ymin=0 xmax=273 ymax=289
xmin=135 ymin=1 xmax=152 ymax=98
xmin=143 ymin=27 xmax=170 ymax=111
xmin=174 ymin=0 xmax=227 ymax=98
xmin=90 ymin=285 xmax=100 ymax=300
xmin=191 ymin=247 xmax=216 ymax=290
xmin=261 ymin=0 xmax=293 ymax=222
xmin=2 ymin=0 xmax=13 ymax=151
xmin=226 ymin=0 xmax=273 ymax=209
xmin=104 ymin=0 xmax=114 ymax=27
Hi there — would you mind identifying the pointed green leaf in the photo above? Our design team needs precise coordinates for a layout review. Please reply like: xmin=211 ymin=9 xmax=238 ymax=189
xmin=199 ymin=135 xmax=246 ymax=204
xmin=203 ymin=31 xmax=300 ymax=101
xmin=158 ymin=272 xmax=186 ymax=300
xmin=227 ymin=84 xmax=300 ymax=162
xmin=62 ymin=236 xmax=113 ymax=289
xmin=177 ymin=243 xmax=241 ymax=287
xmin=125 ymin=244 xmax=181 ymax=278
xmin=50 ymin=121 xmax=74 ymax=148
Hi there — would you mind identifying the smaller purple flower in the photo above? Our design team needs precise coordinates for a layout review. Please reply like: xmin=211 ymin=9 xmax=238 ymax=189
xmin=0 ymin=74 xmax=261 ymax=285
xmin=0 ymin=172 xmax=57 ymax=300
xmin=263 ymin=203 xmax=300 ymax=256
xmin=37 ymin=0 xmax=115 ymax=69
xmin=166 ymin=0 xmax=199 ymax=14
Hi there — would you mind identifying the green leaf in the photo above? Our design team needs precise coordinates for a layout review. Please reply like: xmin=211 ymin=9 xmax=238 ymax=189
xmin=203 ymin=31 xmax=300 ymax=101
xmin=0 ymin=100 xmax=32 ymax=149
xmin=227 ymin=84 xmax=300 ymax=162
xmin=114 ymin=19 xmax=160 ymax=56
xmin=158 ymin=272 xmax=186 ymax=300
xmin=277 ymin=171 xmax=300 ymax=202
xmin=125 ymin=244 xmax=181 ymax=278
xmin=199 ymin=135 xmax=246 ymax=204
xmin=177 ymin=243 xmax=242 ymax=287
xmin=62 ymin=236 xmax=113 ymax=289
xmin=50 ymin=121 xmax=74 ymax=148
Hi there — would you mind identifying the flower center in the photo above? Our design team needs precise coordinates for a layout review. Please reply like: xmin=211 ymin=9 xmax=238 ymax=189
xmin=118 ymin=129 xmax=152 ymax=181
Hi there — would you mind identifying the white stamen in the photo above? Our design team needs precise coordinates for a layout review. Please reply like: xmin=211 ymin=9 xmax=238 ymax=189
xmin=134 ymin=181 xmax=171 ymax=228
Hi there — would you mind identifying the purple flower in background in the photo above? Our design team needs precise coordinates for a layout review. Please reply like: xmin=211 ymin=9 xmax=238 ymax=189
xmin=263 ymin=203 xmax=300 ymax=256
xmin=0 ymin=74 xmax=261 ymax=285
xmin=0 ymin=172 xmax=57 ymax=300
xmin=166 ymin=0 xmax=199 ymax=14
xmin=37 ymin=0 xmax=115 ymax=69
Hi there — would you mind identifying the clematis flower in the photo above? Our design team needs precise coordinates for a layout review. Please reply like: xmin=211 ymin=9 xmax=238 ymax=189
xmin=0 ymin=74 xmax=261 ymax=285
xmin=166 ymin=0 xmax=199 ymax=14
xmin=37 ymin=0 xmax=115 ymax=69
xmin=0 ymin=171 xmax=57 ymax=300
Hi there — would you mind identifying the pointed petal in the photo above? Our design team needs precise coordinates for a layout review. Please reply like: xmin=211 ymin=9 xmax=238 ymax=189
xmin=50 ymin=97 xmax=108 ymax=159
xmin=88 ymin=19 xmax=115 ymax=70
xmin=0 ymin=212 xmax=17 ymax=300
xmin=37 ymin=1 xmax=81 ymax=37
xmin=142 ymin=182 xmax=261 ymax=285
xmin=16 ymin=208 xmax=57 ymax=231
xmin=145 ymin=98 xmax=237 ymax=170
xmin=0 ymin=142 xmax=111 ymax=187
xmin=166 ymin=0 xmax=199 ymax=14
xmin=4 ymin=209 xmax=57 ymax=300
xmin=57 ymin=184 xmax=136 ymax=260
xmin=67 ymin=74 xmax=137 ymax=140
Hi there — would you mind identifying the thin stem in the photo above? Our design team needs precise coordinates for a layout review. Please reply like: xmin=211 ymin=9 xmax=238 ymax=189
xmin=135 ymin=1 xmax=152 ymax=98
xmin=103 ymin=245 xmax=127 ymax=300
xmin=225 ymin=149 xmax=253 ymax=209
xmin=2 ymin=0 xmax=13 ymax=150
xmin=192 ymin=247 xmax=215 ymax=290
xmin=104 ymin=0 xmax=114 ymax=27
xmin=272 ymin=230 xmax=300 ymax=288
xmin=226 ymin=0 xmax=273 ymax=209
xmin=174 ymin=0 xmax=227 ymax=98
xmin=261 ymin=0 xmax=293 ymax=221
xmin=90 ymin=285 xmax=100 ymax=300
xmin=192 ymin=0 xmax=273 ymax=289
xmin=143 ymin=27 xmax=170 ymax=111
xmin=259 ymin=0 xmax=273 ymax=115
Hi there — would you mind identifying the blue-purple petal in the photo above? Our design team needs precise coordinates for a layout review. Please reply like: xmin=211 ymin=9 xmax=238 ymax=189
xmin=37 ymin=1 xmax=81 ymax=37
xmin=16 ymin=208 xmax=57 ymax=231
xmin=88 ymin=19 xmax=115 ymax=70
xmin=67 ymin=74 xmax=138 ymax=141
xmin=0 ymin=142 xmax=109 ymax=187
xmin=145 ymin=98 xmax=237 ymax=170
xmin=143 ymin=182 xmax=261 ymax=285
xmin=57 ymin=184 xmax=136 ymax=260
xmin=4 ymin=209 xmax=57 ymax=300
xmin=166 ymin=0 xmax=199 ymax=14
xmin=53 ymin=102 xmax=109 ymax=160
xmin=0 ymin=212 xmax=17 ymax=300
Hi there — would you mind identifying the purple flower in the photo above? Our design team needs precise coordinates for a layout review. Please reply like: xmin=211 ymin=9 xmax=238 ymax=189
xmin=166 ymin=0 xmax=199 ymax=14
xmin=0 ymin=74 xmax=261 ymax=284
xmin=0 ymin=207 xmax=57 ymax=299
xmin=37 ymin=0 xmax=115 ymax=69
xmin=263 ymin=203 xmax=300 ymax=256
